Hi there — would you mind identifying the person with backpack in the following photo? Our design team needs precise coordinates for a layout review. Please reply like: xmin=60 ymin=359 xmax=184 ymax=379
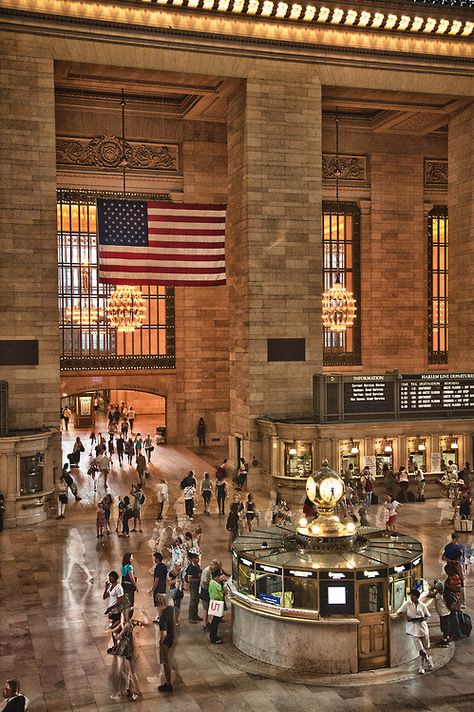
xmin=125 ymin=438 xmax=134 ymax=466
xmin=215 ymin=477 xmax=227 ymax=516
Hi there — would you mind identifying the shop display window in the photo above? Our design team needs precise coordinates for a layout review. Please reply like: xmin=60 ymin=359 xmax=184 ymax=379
xmin=19 ymin=454 xmax=44 ymax=495
xmin=285 ymin=443 xmax=312 ymax=477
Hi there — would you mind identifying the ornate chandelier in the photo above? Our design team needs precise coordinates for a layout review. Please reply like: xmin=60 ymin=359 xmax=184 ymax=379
xmin=105 ymin=94 xmax=147 ymax=334
xmin=321 ymin=110 xmax=357 ymax=333
xmin=107 ymin=285 xmax=146 ymax=333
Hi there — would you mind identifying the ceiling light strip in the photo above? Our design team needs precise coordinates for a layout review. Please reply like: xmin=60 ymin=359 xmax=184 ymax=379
xmin=146 ymin=1 xmax=474 ymax=39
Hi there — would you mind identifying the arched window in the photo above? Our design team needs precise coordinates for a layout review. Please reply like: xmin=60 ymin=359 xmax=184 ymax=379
xmin=57 ymin=190 xmax=175 ymax=371
xmin=428 ymin=206 xmax=448 ymax=364
xmin=322 ymin=201 xmax=361 ymax=366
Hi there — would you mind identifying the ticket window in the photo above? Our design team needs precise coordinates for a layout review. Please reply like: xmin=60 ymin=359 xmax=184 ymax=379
xmin=389 ymin=574 xmax=410 ymax=612
xmin=411 ymin=560 xmax=423 ymax=592
xmin=342 ymin=454 xmax=360 ymax=477
xmin=442 ymin=449 xmax=459 ymax=469
xmin=357 ymin=581 xmax=386 ymax=614
xmin=375 ymin=454 xmax=393 ymax=477
xmin=285 ymin=442 xmax=313 ymax=478
xmin=408 ymin=451 xmax=426 ymax=472
xmin=255 ymin=570 xmax=283 ymax=606
xmin=237 ymin=559 xmax=255 ymax=598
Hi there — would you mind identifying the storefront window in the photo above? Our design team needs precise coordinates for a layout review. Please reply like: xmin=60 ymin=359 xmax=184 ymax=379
xmin=19 ymin=453 xmax=44 ymax=495
xmin=285 ymin=442 xmax=312 ymax=477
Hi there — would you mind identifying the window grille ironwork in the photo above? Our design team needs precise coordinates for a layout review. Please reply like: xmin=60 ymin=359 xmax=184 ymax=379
xmin=428 ymin=206 xmax=448 ymax=365
xmin=323 ymin=202 xmax=361 ymax=366
xmin=58 ymin=190 xmax=175 ymax=371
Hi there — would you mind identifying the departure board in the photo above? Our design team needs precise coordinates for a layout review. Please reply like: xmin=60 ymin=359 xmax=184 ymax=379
xmin=314 ymin=372 xmax=474 ymax=423
xmin=400 ymin=373 xmax=474 ymax=417
xmin=343 ymin=376 xmax=396 ymax=416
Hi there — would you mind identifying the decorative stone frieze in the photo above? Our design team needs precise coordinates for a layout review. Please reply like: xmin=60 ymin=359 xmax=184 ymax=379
xmin=323 ymin=154 xmax=367 ymax=182
xmin=424 ymin=159 xmax=448 ymax=188
xmin=56 ymin=136 xmax=180 ymax=173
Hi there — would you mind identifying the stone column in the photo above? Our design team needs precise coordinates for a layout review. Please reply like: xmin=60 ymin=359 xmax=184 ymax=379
xmin=0 ymin=41 xmax=61 ymax=519
xmin=0 ymin=42 xmax=60 ymax=431
xmin=448 ymin=105 xmax=474 ymax=370
xmin=226 ymin=67 xmax=322 ymax=460
xmin=365 ymin=150 xmax=425 ymax=371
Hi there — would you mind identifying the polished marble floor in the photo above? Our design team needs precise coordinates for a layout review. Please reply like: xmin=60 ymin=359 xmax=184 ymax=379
xmin=1 ymin=418 xmax=474 ymax=711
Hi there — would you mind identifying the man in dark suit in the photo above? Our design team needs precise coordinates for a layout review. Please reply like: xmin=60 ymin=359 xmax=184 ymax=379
xmin=3 ymin=680 xmax=29 ymax=711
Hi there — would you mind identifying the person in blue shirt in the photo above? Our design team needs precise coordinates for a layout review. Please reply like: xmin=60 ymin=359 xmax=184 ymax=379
xmin=442 ymin=532 xmax=463 ymax=563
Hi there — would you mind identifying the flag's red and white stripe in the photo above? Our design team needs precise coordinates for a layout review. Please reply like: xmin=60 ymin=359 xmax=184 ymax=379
xmin=99 ymin=202 xmax=226 ymax=286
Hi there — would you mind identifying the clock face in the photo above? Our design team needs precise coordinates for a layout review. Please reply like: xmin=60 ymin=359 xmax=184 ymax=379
xmin=319 ymin=476 xmax=344 ymax=504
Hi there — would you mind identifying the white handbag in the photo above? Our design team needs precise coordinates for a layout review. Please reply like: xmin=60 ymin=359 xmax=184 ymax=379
xmin=208 ymin=599 xmax=225 ymax=618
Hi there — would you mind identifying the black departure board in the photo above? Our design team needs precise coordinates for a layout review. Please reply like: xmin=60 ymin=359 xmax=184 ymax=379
xmin=343 ymin=376 xmax=396 ymax=416
xmin=314 ymin=372 xmax=474 ymax=423
xmin=400 ymin=373 xmax=474 ymax=417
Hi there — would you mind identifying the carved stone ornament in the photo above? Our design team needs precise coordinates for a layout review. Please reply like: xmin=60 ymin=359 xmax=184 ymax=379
xmin=424 ymin=159 xmax=448 ymax=187
xmin=323 ymin=154 xmax=367 ymax=182
xmin=56 ymin=136 xmax=179 ymax=173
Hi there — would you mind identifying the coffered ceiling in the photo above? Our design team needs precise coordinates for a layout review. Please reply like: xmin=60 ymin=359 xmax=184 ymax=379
xmin=55 ymin=61 xmax=472 ymax=135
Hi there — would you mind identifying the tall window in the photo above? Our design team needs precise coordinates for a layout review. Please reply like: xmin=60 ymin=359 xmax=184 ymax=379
xmin=58 ymin=190 xmax=175 ymax=371
xmin=323 ymin=202 xmax=361 ymax=366
xmin=428 ymin=206 xmax=448 ymax=364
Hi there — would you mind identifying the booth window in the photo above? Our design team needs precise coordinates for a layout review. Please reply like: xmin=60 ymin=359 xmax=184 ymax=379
xmin=428 ymin=206 xmax=448 ymax=364
xmin=20 ymin=454 xmax=44 ymax=495
xmin=284 ymin=574 xmax=318 ymax=610
xmin=323 ymin=202 xmax=361 ymax=366
xmin=57 ymin=190 xmax=175 ymax=371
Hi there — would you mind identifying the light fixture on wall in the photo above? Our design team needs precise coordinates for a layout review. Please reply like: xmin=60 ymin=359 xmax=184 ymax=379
xmin=321 ymin=109 xmax=357 ymax=333
xmin=350 ymin=439 xmax=359 ymax=455
xmin=415 ymin=435 xmax=426 ymax=452
xmin=65 ymin=264 xmax=99 ymax=325
xmin=383 ymin=437 xmax=393 ymax=453
xmin=106 ymin=89 xmax=146 ymax=333
xmin=288 ymin=442 xmax=298 ymax=456
xmin=449 ymin=434 xmax=459 ymax=450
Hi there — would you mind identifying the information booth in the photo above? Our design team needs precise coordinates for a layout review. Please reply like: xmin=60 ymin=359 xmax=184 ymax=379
xmin=231 ymin=525 xmax=423 ymax=673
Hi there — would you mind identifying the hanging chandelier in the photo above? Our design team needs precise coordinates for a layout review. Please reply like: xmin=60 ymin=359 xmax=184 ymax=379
xmin=321 ymin=110 xmax=357 ymax=333
xmin=107 ymin=285 xmax=146 ymax=332
xmin=105 ymin=91 xmax=146 ymax=334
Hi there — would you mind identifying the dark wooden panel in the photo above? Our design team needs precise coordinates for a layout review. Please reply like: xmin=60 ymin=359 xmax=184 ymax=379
xmin=0 ymin=340 xmax=39 ymax=366
xmin=267 ymin=339 xmax=305 ymax=362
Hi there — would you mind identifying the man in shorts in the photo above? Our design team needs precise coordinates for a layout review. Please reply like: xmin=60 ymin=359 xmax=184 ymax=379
xmin=158 ymin=604 xmax=175 ymax=693
xmin=397 ymin=588 xmax=433 ymax=674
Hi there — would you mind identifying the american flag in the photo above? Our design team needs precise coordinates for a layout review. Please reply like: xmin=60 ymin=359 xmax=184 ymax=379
xmin=96 ymin=199 xmax=226 ymax=286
